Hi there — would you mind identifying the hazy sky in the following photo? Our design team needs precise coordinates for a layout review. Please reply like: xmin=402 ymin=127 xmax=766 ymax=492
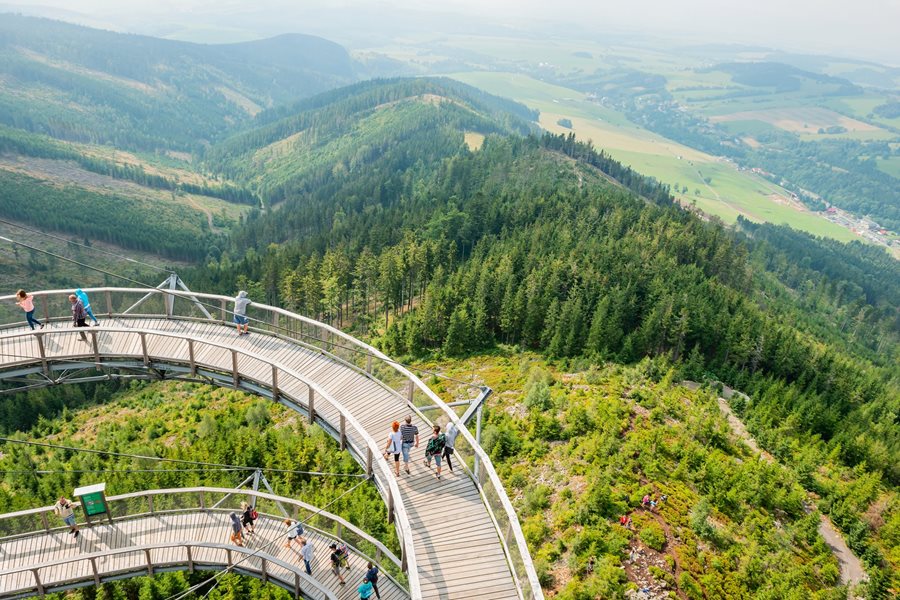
xmin=4 ymin=0 xmax=899 ymax=64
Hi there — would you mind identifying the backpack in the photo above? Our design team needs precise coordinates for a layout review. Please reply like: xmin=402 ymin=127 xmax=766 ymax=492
xmin=427 ymin=434 xmax=446 ymax=456
xmin=295 ymin=522 xmax=304 ymax=536
xmin=250 ymin=509 xmax=259 ymax=520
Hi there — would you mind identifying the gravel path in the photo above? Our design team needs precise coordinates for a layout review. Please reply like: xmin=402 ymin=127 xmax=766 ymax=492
xmin=683 ymin=381 xmax=868 ymax=590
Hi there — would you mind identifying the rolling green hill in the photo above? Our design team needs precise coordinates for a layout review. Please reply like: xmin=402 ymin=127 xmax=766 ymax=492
xmin=0 ymin=14 xmax=358 ymax=151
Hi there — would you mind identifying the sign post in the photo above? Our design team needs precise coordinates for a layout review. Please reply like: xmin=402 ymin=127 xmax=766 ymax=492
xmin=74 ymin=482 xmax=109 ymax=526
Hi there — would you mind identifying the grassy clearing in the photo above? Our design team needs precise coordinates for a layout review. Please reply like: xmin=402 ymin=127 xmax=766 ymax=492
xmin=876 ymin=156 xmax=900 ymax=179
xmin=464 ymin=131 xmax=486 ymax=150
xmin=0 ymin=155 xmax=249 ymax=226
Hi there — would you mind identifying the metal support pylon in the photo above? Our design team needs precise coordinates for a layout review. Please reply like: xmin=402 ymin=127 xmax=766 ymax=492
xmin=210 ymin=469 xmax=290 ymax=518
xmin=122 ymin=273 xmax=213 ymax=320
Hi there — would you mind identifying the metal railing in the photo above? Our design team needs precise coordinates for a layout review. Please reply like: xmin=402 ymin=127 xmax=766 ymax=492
xmin=0 ymin=486 xmax=405 ymax=599
xmin=0 ymin=542 xmax=335 ymax=600
xmin=0 ymin=287 xmax=543 ymax=600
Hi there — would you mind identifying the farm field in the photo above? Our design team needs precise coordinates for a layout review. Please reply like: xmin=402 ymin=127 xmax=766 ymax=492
xmin=450 ymin=70 xmax=862 ymax=242
xmin=826 ymin=95 xmax=900 ymax=130
xmin=876 ymin=156 xmax=900 ymax=179
xmin=708 ymin=106 xmax=895 ymax=140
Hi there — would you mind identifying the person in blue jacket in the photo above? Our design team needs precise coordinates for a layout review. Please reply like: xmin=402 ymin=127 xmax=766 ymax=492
xmin=75 ymin=289 xmax=99 ymax=326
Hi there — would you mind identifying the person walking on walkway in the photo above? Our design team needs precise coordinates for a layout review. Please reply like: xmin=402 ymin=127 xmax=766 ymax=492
xmin=383 ymin=421 xmax=402 ymax=476
xmin=68 ymin=294 xmax=88 ymax=342
xmin=229 ymin=512 xmax=244 ymax=546
xmin=74 ymin=288 xmax=99 ymax=326
xmin=399 ymin=415 xmax=418 ymax=475
xmin=329 ymin=543 xmax=346 ymax=585
xmin=358 ymin=576 xmax=374 ymax=599
xmin=299 ymin=537 xmax=314 ymax=575
xmin=233 ymin=290 xmax=251 ymax=336
xmin=442 ymin=420 xmax=459 ymax=473
xmin=240 ymin=501 xmax=256 ymax=535
xmin=365 ymin=562 xmax=381 ymax=599
xmin=15 ymin=290 xmax=43 ymax=330
xmin=424 ymin=425 xmax=446 ymax=480
xmin=284 ymin=518 xmax=304 ymax=549
xmin=53 ymin=497 xmax=79 ymax=538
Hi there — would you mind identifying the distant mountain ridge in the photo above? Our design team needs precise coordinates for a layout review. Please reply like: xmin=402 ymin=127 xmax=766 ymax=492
xmin=0 ymin=14 xmax=359 ymax=150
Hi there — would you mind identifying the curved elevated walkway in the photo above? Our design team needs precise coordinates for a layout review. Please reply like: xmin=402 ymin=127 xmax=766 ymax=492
xmin=0 ymin=288 xmax=543 ymax=600
xmin=0 ymin=488 xmax=407 ymax=600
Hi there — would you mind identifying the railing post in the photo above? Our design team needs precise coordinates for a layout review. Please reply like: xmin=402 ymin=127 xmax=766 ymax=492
xmin=90 ymin=330 xmax=100 ymax=364
xmin=35 ymin=333 xmax=49 ymax=377
xmin=272 ymin=311 xmax=279 ymax=331
xmin=339 ymin=414 xmax=346 ymax=450
xmin=139 ymin=332 xmax=149 ymax=366
xmin=307 ymin=387 xmax=314 ymax=423
xmin=232 ymin=350 xmax=239 ymax=389
xmin=148 ymin=495 xmax=154 ymax=513
xmin=105 ymin=290 xmax=112 ymax=316
xmin=387 ymin=487 xmax=395 ymax=524
xmin=474 ymin=403 xmax=484 ymax=483
xmin=220 ymin=299 xmax=227 ymax=322
xmin=31 ymin=569 xmax=44 ymax=596
xmin=198 ymin=491 xmax=205 ymax=509
xmin=90 ymin=557 xmax=100 ymax=586
xmin=186 ymin=546 xmax=194 ymax=572
xmin=366 ymin=353 xmax=373 ymax=375
xmin=271 ymin=366 xmax=279 ymax=402
xmin=366 ymin=448 xmax=373 ymax=478
xmin=188 ymin=339 xmax=196 ymax=376
xmin=165 ymin=274 xmax=176 ymax=318
xmin=294 ymin=573 xmax=301 ymax=598
xmin=375 ymin=547 xmax=382 ymax=562
xmin=261 ymin=558 xmax=268 ymax=582
xmin=40 ymin=511 xmax=49 ymax=532
xmin=226 ymin=549 xmax=233 ymax=566
xmin=400 ymin=539 xmax=408 ymax=573
xmin=144 ymin=549 xmax=154 ymax=575
xmin=406 ymin=380 xmax=415 ymax=404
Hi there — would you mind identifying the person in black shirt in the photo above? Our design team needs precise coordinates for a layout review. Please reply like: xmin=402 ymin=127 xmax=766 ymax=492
xmin=399 ymin=415 xmax=418 ymax=475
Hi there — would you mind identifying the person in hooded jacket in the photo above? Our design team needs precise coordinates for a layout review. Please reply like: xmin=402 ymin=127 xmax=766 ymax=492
xmin=233 ymin=290 xmax=251 ymax=335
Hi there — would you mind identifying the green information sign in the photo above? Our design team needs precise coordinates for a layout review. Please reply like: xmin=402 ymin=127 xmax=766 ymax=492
xmin=82 ymin=491 xmax=107 ymax=516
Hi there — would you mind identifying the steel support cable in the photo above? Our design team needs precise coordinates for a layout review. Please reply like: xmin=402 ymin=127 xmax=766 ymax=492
xmin=0 ymin=217 xmax=174 ymax=273
xmin=0 ymin=437 xmax=367 ymax=479
xmin=1 ymin=231 xmax=479 ymax=389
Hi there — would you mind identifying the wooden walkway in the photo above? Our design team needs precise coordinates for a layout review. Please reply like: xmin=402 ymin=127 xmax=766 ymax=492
xmin=0 ymin=316 xmax=521 ymax=600
xmin=0 ymin=510 xmax=405 ymax=600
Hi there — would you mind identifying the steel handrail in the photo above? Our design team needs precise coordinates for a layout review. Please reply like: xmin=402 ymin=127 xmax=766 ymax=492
xmin=0 ymin=325 xmax=421 ymax=598
xmin=0 ymin=486 xmax=402 ymax=571
xmin=0 ymin=540 xmax=337 ymax=600
xmin=1 ymin=287 xmax=541 ymax=599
